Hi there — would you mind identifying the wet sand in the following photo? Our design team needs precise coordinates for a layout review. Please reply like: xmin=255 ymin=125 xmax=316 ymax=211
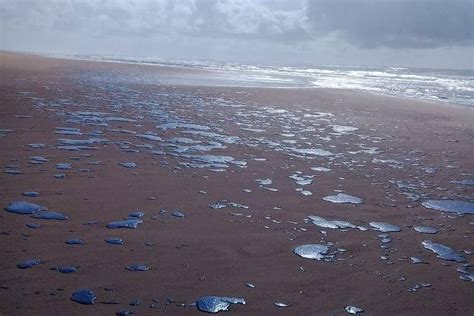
xmin=0 ymin=52 xmax=473 ymax=315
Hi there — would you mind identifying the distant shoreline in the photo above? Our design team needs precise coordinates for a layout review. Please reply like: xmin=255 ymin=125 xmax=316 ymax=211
xmin=3 ymin=50 xmax=472 ymax=108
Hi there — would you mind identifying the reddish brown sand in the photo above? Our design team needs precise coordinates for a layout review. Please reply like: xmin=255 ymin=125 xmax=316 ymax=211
xmin=0 ymin=52 xmax=473 ymax=315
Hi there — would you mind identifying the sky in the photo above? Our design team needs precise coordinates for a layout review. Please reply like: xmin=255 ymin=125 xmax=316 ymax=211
xmin=1 ymin=0 xmax=473 ymax=69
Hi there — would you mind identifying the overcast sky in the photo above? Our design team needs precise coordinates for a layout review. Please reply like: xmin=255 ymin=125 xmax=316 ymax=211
xmin=1 ymin=0 xmax=473 ymax=69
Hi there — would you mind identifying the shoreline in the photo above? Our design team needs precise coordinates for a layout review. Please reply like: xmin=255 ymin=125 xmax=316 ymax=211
xmin=2 ymin=50 xmax=472 ymax=110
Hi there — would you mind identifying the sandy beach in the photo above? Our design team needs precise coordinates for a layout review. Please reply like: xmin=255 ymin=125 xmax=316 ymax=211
xmin=0 ymin=52 xmax=473 ymax=315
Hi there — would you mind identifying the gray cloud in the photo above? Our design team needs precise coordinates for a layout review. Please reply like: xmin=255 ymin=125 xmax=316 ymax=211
xmin=2 ymin=0 xmax=472 ymax=47
xmin=1 ymin=0 xmax=309 ymax=40
xmin=201 ymin=0 xmax=309 ymax=41
xmin=0 ymin=0 xmax=472 ymax=69
xmin=307 ymin=0 xmax=474 ymax=48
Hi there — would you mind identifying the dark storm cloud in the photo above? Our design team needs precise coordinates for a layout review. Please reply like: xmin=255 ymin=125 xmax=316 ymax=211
xmin=307 ymin=0 xmax=474 ymax=48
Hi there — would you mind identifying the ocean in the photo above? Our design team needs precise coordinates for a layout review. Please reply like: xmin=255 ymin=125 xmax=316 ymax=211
xmin=55 ymin=54 xmax=474 ymax=107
